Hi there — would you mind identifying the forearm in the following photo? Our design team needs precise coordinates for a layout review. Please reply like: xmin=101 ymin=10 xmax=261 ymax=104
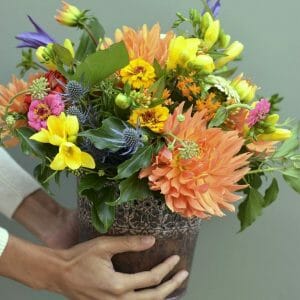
xmin=13 ymin=190 xmax=66 ymax=243
xmin=0 ymin=235 xmax=64 ymax=292
xmin=13 ymin=190 xmax=79 ymax=249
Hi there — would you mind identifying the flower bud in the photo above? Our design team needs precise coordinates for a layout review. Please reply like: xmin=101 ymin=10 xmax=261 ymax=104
xmin=215 ymin=41 xmax=244 ymax=69
xmin=231 ymin=74 xmax=257 ymax=103
xmin=204 ymin=20 xmax=220 ymax=50
xmin=177 ymin=114 xmax=185 ymax=122
xmin=63 ymin=38 xmax=75 ymax=58
xmin=36 ymin=44 xmax=56 ymax=70
xmin=55 ymin=1 xmax=87 ymax=27
xmin=265 ymin=114 xmax=280 ymax=125
xmin=219 ymin=29 xmax=231 ymax=48
xmin=257 ymin=128 xmax=292 ymax=142
xmin=115 ymin=93 xmax=131 ymax=109
xmin=201 ymin=12 xmax=213 ymax=33
xmin=188 ymin=54 xmax=215 ymax=74
xmin=5 ymin=115 xmax=16 ymax=127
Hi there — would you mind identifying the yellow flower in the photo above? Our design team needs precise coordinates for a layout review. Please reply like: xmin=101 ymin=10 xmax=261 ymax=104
xmin=120 ymin=58 xmax=156 ymax=89
xmin=55 ymin=1 xmax=87 ymax=27
xmin=51 ymin=142 xmax=95 ymax=170
xmin=36 ymin=43 xmax=57 ymax=70
xmin=188 ymin=54 xmax=215 ymax=74
xmin=166 ymin=36 xmax=200 ymax=70
xmin=215 ymin=41 xmax=244 ymax=69
xmin=63 ymin=38 xmax=75 ymax=58
xmin=30 ymin=112 xmax=95 ymax=171
xmin=129 ymin=105 xmax=169 ymax=133
xmin=257 ymin=128 xmax=292 ymax=142
xmin=231 ymin=73 xmax=258 ymax=103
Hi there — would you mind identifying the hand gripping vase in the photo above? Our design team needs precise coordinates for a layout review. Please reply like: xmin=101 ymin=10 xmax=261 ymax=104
xmin=78 ymin=195 xmax=201 ymax=299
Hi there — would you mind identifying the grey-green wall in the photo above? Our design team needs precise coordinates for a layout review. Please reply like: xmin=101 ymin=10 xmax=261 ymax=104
xmin=1 ymin=0 xmax=300 ymax=299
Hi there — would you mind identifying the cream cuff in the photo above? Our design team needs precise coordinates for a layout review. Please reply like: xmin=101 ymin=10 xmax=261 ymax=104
xmin=0 ymin=227 xmax=9 ymax=256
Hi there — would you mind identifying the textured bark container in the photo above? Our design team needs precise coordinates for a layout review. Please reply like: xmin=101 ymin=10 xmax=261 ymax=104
xmin=78 ymin=196 xmax=201 ymax=300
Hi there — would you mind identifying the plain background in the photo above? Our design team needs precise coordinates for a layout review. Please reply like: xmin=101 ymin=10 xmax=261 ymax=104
xmin=1 ymin=0 xmax=300 ymax=299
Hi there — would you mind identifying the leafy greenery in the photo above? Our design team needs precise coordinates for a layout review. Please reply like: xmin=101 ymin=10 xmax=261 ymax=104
xmin=79 ymin=117 xmax=126 ymax=152
xmin=208 ymin=107 xmax=228 ymax=128
xmin=116 ymin=145 xmax=154 ymax=179
xmin=78 ymin=173 xmax=107 ymax=195
xmin=52 ymin=44 xmax=74 ymax=67
xmin=74 ymin=42 xmax=129 ymax=85
xmin=75 ymin=17 xmax=105 ymax=61
xmin=282 ymin=168 xmax=300 ymax=193
xmin=263 ymin=178 xmax=279 ymax=208
xmin=117 ymin=173 xmax=153 ymax=204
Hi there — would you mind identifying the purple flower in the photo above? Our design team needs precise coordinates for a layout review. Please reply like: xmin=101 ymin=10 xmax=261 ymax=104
xmin=16 ymin=16 xmax=55 ymax=49
xmin=203 ymin=0 xmax=221 ymax=18
xmin=247 ymin=99 xmax=271 ymax=128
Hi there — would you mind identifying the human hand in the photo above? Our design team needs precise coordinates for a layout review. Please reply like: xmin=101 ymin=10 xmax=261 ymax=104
xmin=57 ymin=235 xmax=188 ymax=300
xmin=0 ymin=235 xmax=188 ymax=300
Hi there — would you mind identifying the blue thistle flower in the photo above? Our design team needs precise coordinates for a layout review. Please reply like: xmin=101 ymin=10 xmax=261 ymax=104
xmin=57 ymin=80 xmax=88 ymax=103
xmin=66 ymin=105 xmax=89 ymax=124
xmin=111 ymin=123 xmax=144 ymax=156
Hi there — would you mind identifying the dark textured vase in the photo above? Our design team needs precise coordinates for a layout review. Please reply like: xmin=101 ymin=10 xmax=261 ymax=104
xmin=78 ymin=196 xmax=201 ymax=300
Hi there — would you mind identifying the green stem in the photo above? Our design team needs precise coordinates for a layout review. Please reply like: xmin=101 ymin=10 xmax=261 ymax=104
xmin=4 ymin=90 xmax=30 ymax=119
xmin=33 ymin=62 xmax=48 ymax=72
xmin=81 ymin=22 xmax=98 ymax=46
xmin=226 ymin=103 xmax=252 ymax=111
xmin=247 ymin=167 xmax=284 ymax=175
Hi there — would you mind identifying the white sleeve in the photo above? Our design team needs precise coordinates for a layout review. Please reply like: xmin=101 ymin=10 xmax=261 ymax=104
xmin=0 ymin=148 xmax=40 ymax=218
xmin=0 ymin=227 xmax=9 ymax=256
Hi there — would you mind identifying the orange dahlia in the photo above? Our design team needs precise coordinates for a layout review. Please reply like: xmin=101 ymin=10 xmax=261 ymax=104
xmin=113 ymin=24 xmax=174 ymax=66
xmin=140 ymin=103 xmax=251 ymax=218
xmin=0 ymin=75 xmax=39 ymax=147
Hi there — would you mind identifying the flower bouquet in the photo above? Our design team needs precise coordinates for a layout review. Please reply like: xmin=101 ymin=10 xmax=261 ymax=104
xmin=1 ymin=1 xmax=300 ymax=298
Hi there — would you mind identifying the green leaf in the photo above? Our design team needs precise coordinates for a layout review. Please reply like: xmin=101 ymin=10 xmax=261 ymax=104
xmin=272 ymin=125 xmax=299 ymax=158
xmin=153 ymin=59 xmax=165 ymax=78
xmin=74 ymin=42 xmax=129 ymax=85
xmin=214 ymin=66 xmax=238 ymax=78
xmin=85 ymin=186 xmax=116 ymax=233
xmin=148 ymin=76 xmax=166 ymax=100
xmin=75 ymin=17 xmax=105 ymax=61
xmin=117 ymin=173 xmax=153 ymax=204
xmin=16 ymin=127 xmax=56 ymax=158
xmin=263 ymin=178 xmax=279 ymax=208
xmin=238 ymin=188 xmax=264 ymax=231
xmin=52 ymin=44 xmax=74 ymax=66
xmin=78 ymin=174 xmax=107 ymax=195
xmin=208 ymin=107 xmax=228 ymax=128
xmin=79 ymin=117 xmax=125 ymax=151
xmin=282 ymin=168 xmax=300 ymax=193
xmin=246 ymin=173 xmax=263 ymax=189
xmin=116 ymin=145 xmax=154 ymax=179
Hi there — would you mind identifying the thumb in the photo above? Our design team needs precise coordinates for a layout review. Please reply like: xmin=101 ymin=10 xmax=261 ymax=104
xmin=100 ymin=236 xmax=155 ymax=255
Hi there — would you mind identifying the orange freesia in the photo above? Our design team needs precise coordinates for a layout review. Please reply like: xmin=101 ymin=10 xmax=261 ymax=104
xmin=103 ymin=24 xmax=174 ymax=66
xmin=140 ymin=103 xmax=251 ymax=218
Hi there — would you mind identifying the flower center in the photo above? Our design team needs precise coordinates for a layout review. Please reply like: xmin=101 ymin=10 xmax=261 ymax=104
xmin=179 ymin=140 xmax=200 ymax=159
xmin=141 ymin=111 xmax=156 ymax=123
xmin=34 ymin=103 xmax=51 ymax=120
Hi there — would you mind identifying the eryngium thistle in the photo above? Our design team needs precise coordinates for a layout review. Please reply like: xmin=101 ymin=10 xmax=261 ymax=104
xmin=65 ymin=80 xmax=87 ymax=102
xmin=66 ymin=105 xmax=88 ymax=124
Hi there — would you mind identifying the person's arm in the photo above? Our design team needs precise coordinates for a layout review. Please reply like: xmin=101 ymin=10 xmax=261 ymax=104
xmin=13 ymin=189 xmax=79 ymax=249
xmin=0 ymin=235 xmax=189 ymax=300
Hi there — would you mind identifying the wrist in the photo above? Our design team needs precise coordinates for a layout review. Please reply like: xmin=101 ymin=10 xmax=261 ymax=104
xmin=0 ymin=235 xmax=66 ymax=293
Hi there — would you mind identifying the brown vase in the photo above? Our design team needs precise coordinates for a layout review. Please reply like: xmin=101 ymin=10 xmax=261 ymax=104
xmin=78 ymin=196 xmax=201 ymax=300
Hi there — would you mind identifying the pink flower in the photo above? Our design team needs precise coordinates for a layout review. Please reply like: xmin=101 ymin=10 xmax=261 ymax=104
xmin=246 ymin=98 xmax=271 ymax=127
xmin=28 ymin=93 xmax=64 ymax=131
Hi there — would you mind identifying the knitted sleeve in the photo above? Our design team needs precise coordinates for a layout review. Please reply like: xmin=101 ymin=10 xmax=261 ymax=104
xmin=0 ymin=148 xmax=40 ymax=218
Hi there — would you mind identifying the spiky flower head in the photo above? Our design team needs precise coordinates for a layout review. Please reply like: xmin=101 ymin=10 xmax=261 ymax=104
xmin=65 ymin=80 xmax=87 ymax=102
xmin=179 ymin=140 xmax=200 ymax=159
xmin=5 ymin=115 xmax=16 ymax=127
xmin=66 ymin=105 xmax=88 ymax=124
xmin=205 ymin=75 xmax=240 ymax=103
xmin=29 ymin=77 xmax=50 ymax=100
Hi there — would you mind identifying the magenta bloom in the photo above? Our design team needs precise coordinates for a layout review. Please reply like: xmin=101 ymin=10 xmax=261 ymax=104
xmin=247 ymin=98 xmax=271 ymax=128
xmin=28 ymin=94 xmax=64 ymax=131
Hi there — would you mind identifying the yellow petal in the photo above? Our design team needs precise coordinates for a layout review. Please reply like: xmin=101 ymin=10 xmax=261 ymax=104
xmin=81 ymin=152 xmax=96 ymax=169
xmin=64 ymin=38 xmax=75 ymax=58
xmin=47 ymin=114 xmax=66 ymax=143
xmin=50 ymin=153 xmax=67 ymax=170
xmin=60 ymin=142 xmax=82 ymax=170
xmin=30 ymin=129 xmax=50 ymax=143
xmin=49 ymin=134 xmax=66 ymax=146
xmin=65 ymin=115 xmax=79 ymax=139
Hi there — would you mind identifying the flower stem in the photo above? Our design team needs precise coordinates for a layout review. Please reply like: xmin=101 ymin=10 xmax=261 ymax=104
xmin=4 ymin=90 xmax=30 ymax=119
xmin=81 ymin=22 xmax=98 ymax=46
xmin=247 ymin=167 xmax=284 ymax=175
xmin=226 ymin=103 xmax=252 ymax=111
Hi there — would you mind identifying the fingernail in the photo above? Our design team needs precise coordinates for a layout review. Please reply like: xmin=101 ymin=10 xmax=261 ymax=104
xmin=178 ymin=270 xmax=189 ymax=281
xmin=171 ymin=255 xmax=180 ymax=264
xmin=141 ymin=236 xmax=155 ymax=245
